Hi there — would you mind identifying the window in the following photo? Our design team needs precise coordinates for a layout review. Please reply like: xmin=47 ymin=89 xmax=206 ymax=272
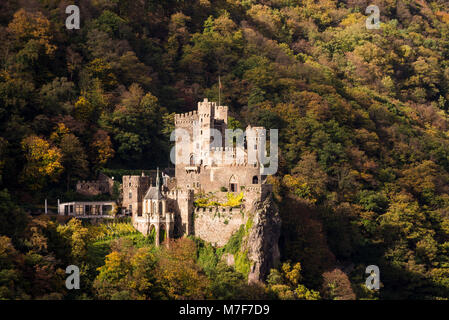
xmin=159 ymin=202 xmax=163 ymax=214
xmin=230 ymin=183 xmax=237 ymax=192
xmin=129 ymin=204 xmax=132 ymax=213
xmin=129 ymin=191 xmax=132 ymax=199
xmin=252 ymin=176 xmax=259 ymax=184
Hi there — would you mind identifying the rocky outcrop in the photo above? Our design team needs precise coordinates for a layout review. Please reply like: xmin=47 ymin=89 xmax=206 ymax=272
xmin=244 ymin=195 xmax=281 ymax=284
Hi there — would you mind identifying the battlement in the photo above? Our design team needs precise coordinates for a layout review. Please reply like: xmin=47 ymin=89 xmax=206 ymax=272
xmin=215 ymin=105 xmax=228 ymax=111
xmin=175 ymin=110 xmax=198 ymax=119
xmin=244 ymin=184 xmax=272 ymax=201
xmin=123 ymin=175 xmax=151 ymax=188
xmin=210 ymin=146 xmax=239 ymax=152
xmin=175 ymin=110 xmax=199 ymax=126
xmin=175 ymin=98 xmax=228 ymax=126
xmin=76 ymin=174 xmax=113 ymax=196
xmin=194 ymin=206 xmax=242 ymax=215
xmin=164 ymin=189 xmax=194 ymax=199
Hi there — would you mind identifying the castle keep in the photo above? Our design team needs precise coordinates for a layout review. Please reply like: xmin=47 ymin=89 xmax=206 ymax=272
xmin=122 ymin=98 xmax=272 ymax=246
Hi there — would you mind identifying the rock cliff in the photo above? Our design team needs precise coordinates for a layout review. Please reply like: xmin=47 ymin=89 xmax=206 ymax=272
xmin=244 ymin=195 xmax=281 ymax=283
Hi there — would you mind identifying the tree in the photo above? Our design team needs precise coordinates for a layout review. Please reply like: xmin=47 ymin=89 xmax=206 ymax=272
xmin=0 ymin=236 xmax=22 ymax=299
xmin=93 ymin=238 xmax=159 ymax=300
xmin=155 ymin=238 xmax=212 ymax=299
xmin=59 ymin=134 xmax=89 ymax=191
xmin=321 ymin=268 xmax=356 ymax=300
xmin=7 ymin=9 xmax=56 ymax=55
xmin=90 ymin=130 xmax=115 ymax=171
xmin=0 ymin=189 xmax=28 ymax=242
xmin=20 ymin=136 xmax=63 ymax=191
xmin=56 ymin=219 xmax=90 ymax=262
xmin=103 ymin=84 xmax=167 ymax=167
xmin=39 ymin=77 xmax=75 ymax=115
xmin=266 ymin=262 xmax=320 ymax=300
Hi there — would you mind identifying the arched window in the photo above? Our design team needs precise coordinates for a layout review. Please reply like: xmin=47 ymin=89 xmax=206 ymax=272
xmin=229 ymin=175 xmax=237 ymax=192
xmin=152 ymin=202 xmax=156 ymax=214
xmin=159 ymin=202 xmax=163 ymax=214
xmin=252 ymin=176 xmax=259 ymax=184
xmin=190 ymin=154 xmax=195 ymax=166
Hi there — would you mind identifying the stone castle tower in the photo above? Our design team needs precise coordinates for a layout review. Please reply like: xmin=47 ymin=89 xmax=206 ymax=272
xmin=122 ymin=174 xmax=151 ymax=217
xmin=174 ymin=98 xmax=266 ymax=193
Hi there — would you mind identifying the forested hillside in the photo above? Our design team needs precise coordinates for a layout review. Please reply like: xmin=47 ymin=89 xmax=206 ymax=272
xmin=1 ymin=0 xmax=449 ymax=299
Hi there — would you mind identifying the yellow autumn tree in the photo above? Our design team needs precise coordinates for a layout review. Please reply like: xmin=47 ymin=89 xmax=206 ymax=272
xmin=74 ymin=96 xmax=95 ymax=121
xmin=49 ymin=123 xmax=70 ymax=144
xmin=8 ymin=8 xmax=56 ymax=55
xmin=91 ymin=130 xmax=115 ymax=169
xmin=20 ymin=135 xmax=63 ymax=190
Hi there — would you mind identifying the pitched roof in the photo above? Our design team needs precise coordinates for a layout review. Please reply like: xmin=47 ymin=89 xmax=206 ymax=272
xmin=144 ymin=186 xmax=164 ymax=200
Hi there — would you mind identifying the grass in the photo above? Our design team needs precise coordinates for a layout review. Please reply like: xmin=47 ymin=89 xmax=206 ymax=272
xmin=88 ymin=219 xmax=139 ymax=242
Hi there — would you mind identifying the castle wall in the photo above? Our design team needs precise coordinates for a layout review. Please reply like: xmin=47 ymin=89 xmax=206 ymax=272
xmin=76 ymin=173 xmax=114 ymax=196
xmin=176 ymin=164 xmax=261 ymax=193
xmin=193 ymin=206 xmax=247 ymax=247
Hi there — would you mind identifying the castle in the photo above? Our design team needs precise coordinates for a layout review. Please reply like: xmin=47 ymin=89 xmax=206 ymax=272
xmin=76 ymin=173 xmax=114 ymax=196
xmin=122 ymin=98 xmax=272 ymax=246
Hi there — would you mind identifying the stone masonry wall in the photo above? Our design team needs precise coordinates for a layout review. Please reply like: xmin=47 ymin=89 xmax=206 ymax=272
xmin=193 ymin=206 xmax=247 ymax=246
